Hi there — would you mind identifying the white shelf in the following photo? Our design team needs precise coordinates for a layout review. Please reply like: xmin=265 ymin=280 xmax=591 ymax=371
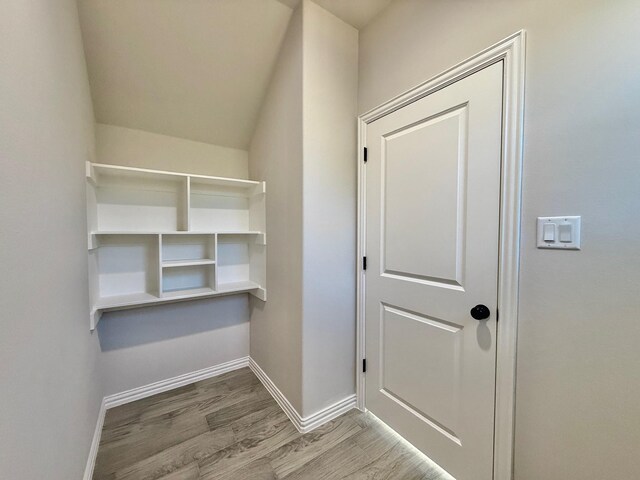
xmin=90 ymin=162 xmax=261 ymax=190
xmin=162 ymin=287 xmax=216 ymax=299
xmin=92 ymin=231 xmax=264 ymax=235
xmin=217 ymin=281 xmax=261 ymax=293
xmin=87 ymin=162 xmax=267 ymax=330
xmin=162 ymin=259 xmax=216 ymax=268
xmin=95 ymin=292 xmax=160 ymax=309
xmin=189 ymin=174 xmax=260 ymax=190
xmin=94 ymin=283 xmax=262 ymax=310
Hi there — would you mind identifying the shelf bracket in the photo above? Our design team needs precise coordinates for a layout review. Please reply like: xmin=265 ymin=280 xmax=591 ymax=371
xmin=86 ymin=161 xmax=97 ymax=186
xmin=252 ymin=182 xmax=266 ymax=196
xmin=90 ymin=308 xmax=102 ymax=331
xmin=88 ymin=233 xmax=98 ymax=250
xmin=250 ymin=287 xmax=267 ymax=302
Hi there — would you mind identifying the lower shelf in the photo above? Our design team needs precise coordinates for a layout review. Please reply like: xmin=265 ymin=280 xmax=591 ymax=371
xmin=217 ymin=280 xmax=263 ymax=293
xmin=162 ymin=287 xmax=215 ymax=299
xmin=95 ymin=292 xmax=159 ymax=309
xmin=91 ymin=281 xmax=265 ymax=330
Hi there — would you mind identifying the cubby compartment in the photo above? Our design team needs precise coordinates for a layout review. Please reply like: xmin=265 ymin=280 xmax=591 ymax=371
xmin=94 ymin=234 xmax=160 ymax=307
xmin=91 ymin=165 xmax=188 ymax=232
xmin=217 ymin=234 xmax=263 ymax=292
xmin=161 ymin=234 xmax=215 ymax=267
xmin=162 ymin=264 xmax=215 ymax=298
xmin=189 ymin=178 xmax=253 ymax=232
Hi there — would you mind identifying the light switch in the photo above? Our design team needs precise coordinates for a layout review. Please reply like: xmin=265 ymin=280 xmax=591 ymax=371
xmin=537 ymin=216 xmax=581 ymax=250
xmin=543 ymin=223 xmax=555 ymax=242
xmin=558 ymin=223 xmax=572 ymax=243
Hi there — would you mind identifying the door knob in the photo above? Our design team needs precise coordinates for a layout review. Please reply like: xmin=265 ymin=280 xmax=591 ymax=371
xmin=470 ymin=304 xmax=490 ymax=320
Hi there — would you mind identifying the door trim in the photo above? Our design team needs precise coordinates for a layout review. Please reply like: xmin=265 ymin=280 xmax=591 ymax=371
xmin=356 ymin=31 xmax=526 ymax=480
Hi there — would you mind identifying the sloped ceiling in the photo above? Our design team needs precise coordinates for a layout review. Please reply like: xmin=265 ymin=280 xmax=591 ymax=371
xmin=78 ymin=0 xmax=292 ymax=149
xmin=78 ymin=0 xmax=392 ymax=150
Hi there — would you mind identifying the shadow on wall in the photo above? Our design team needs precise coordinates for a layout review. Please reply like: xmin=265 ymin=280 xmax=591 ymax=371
xmin=97 ymin=295 xmax=249 ymax=351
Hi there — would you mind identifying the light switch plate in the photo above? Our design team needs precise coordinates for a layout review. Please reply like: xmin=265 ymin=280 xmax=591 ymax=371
xmin=537 ymin=216 xmax=581 ymax=250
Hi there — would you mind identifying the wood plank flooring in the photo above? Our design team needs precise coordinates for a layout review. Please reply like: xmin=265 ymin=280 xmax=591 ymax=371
xmin=93 ymin=368 xmax=449 ymax=480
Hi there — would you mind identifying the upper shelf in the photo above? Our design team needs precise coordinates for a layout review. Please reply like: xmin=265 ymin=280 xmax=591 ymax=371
xmin=91 ymin=231 xmax=264 ymax=235
xmin=88 ymin=162 xmax=262 ymax=191
xmin=86 ymin=161 xmax=266 ymax=241
xmin=89 ymin=231 xmax=266 ymax=247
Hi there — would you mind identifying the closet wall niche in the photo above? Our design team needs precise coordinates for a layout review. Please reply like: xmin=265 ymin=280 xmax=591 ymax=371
xmin=86 ymin=162 xmax=266 ymax=330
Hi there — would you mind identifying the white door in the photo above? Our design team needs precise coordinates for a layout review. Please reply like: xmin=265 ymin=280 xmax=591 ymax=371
xmin=364 ymin=62 xmax=503 ymax=480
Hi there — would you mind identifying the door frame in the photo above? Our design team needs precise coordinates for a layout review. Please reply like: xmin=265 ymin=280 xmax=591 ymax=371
xmin=356 ymin=31 xmax=526 ymax=480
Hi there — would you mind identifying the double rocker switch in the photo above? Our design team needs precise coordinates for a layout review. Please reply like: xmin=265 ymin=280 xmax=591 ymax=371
xmin=543 ymin=223 xmax=572 ymax=243
xmin=537 ymin=216 xmax=581 ymax=250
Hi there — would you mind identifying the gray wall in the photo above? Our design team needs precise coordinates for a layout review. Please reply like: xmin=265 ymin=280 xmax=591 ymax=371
xmin=359 ymin=0 xmax=640 ymax=478
xmin=249 ymin=3 xmax=305 ymax=412
xmin=95 ymin=123 xmax=249 ymax=178
xmin=98 ymin=296 xmax=249 ymax=395
xmin=93 ymin=125 xmax=251 ymax=396
xmin=0 ymin=1 xmax=103 ymax=478
xmin=249 ymin=0 xmax=358 ymax=418
xmin=301 ymin=0 xmax=358 ymax=417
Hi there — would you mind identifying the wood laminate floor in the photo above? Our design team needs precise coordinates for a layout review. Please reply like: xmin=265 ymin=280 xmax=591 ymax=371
xmin=93 ymin=368 xmax=449 ymax=480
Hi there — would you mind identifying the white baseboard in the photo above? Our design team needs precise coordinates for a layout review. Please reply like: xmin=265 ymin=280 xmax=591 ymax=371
xmin=104 ymin=356 xmax=250 ymax=409
xmin=83 ymin=398 xmax=106 ymax=480
xmin=248 ymin=357 xmax=356 ymax=433
xmin=301 ymin=394 xmax=358 ymax=433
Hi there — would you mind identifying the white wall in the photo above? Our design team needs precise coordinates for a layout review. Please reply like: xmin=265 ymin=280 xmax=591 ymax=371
xmin=94 ymin=124 xmax=251 ymax=396
xmin=301 ymin=0 xmax=358 ymax=417
xmin=249 ymin=4 xmax=305 ymax=413
xmin=96 ymin=123 xmax=248 ymax=178
xmin=0 ymin=1 xmax=103 ymax=478
xmin=359 ymin=1 xmax=640 ymax=478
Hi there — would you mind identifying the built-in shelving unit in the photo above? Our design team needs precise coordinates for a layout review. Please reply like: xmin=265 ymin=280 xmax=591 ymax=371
xmin=86 ymin=162 xmax=266 ymax=330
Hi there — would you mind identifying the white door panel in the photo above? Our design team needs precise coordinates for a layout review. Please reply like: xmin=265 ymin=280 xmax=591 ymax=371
xmin=383 ymin=108 xmax=466 ymax=286
xmin=380 ymin=304 xmax=464 ymax=440
xmin=365 ymin=62 xmax=504 ymax=480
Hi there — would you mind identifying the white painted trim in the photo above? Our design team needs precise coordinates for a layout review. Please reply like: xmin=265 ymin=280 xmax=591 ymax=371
xmin=83 ymin=399 xmax=106 ymax=480
xmin=356 ymin=112 xmax=367 ymax=412
xmin=249 ymin=358 xmax=356 ymax=433
xmin=300 ymin=395 xmax=357 ymax=433
xmin=248 ymin=357 xmax=302 ymax=429
xmin=357 ymin=30 xmax=526 ymax=480
xmin=492 ymin=30 xmax=526 ymax=480
xmin=104 ymin=356 xmax=250 ymax=409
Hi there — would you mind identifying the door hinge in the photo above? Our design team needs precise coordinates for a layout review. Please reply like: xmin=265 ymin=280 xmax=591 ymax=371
xmin=363 ymin=147 xmax=368 ymax=163
xmin=362 ymin=256 xmax=367 ymax=270
xmin=496 ymin=308 xmax=499 ymax=322
xmin=362 ymin=358 xmax=367 ymax=373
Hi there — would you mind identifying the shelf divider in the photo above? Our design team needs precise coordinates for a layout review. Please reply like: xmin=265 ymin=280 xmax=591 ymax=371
xmin=158 ymin=234 xmax=164 ymax=298
xmin=162 ymin=259 xmax=216 ymax=268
